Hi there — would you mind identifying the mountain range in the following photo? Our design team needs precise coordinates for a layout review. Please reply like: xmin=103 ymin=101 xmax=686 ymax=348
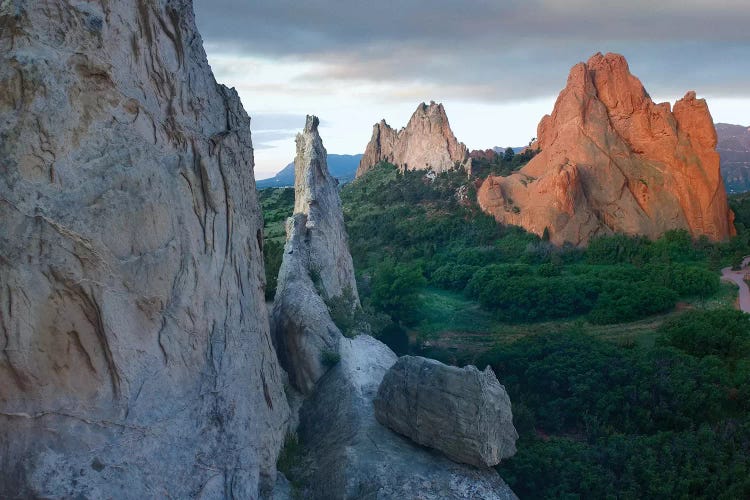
xmin=716 ymin=123 xmax=750 ymax=193
xmin=256 ymin=154 xmax=363 ymax=188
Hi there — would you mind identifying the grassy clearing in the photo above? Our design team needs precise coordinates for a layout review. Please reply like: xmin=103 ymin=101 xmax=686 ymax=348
xmin=259 ymin=187 xmax=294 ymax=243
xmin=412 ymin=282 xmax=741 ymax=363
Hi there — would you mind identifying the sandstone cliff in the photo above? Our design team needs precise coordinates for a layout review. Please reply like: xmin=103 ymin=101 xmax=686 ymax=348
xmin=272 ymin=116 xmax=358 ymax=394
xmin=356 ymin=101 xmax=472 ymax=177
xmin=477 ymin=52 xmax=736 ymax=246
xmin=0 ymin=1 xmax=289 ymax=497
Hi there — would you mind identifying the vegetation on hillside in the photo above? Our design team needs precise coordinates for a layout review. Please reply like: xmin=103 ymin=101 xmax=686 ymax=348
xmin=258 ymin=162 xmax=750 ymax=497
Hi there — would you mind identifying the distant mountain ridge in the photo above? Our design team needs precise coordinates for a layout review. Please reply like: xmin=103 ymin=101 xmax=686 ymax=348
xmin=256 ymin=154 xmax=363 ymax=189
xmin=717 ymin=123 xmax=750 ymax=193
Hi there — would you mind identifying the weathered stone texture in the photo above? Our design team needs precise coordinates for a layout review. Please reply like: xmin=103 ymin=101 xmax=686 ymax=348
xmin=0 ymin=1 xmax=289 ymax=497
xmin=374 ymin=355 xmax=518 ymax=468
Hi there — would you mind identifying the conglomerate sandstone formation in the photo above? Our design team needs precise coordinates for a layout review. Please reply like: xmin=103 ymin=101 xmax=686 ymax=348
xmin=477 ymin=52 xmax=736 ymax=246
xmin=356 ymin=101 xmax=472 ymax=177
xmin=716 ymin=123 xmax=750 ymax=193
xmin=0 ymin=1 xmax=290 ymax=497
xmin=374 ymin=356 xmax=518 ymax=468
xmin=272 ymin=115 xmax=358 ymax=394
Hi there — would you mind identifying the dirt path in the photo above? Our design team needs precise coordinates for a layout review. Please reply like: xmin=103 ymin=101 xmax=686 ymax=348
xmin=721 ymin=256 xmax=750 ymax=313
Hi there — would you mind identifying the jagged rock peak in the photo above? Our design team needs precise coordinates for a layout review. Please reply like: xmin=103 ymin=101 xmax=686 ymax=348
xmin=477 ymin=52 xmax=736 ymax=246
xmin=0 ymin=0 xmax=289 ymax=497
xmin=356 ymin=101 xmax=472 ymax=177
xmin=293 ymin=114 xmax=359 ymax=303
xmin=272 ymin=115 xmax=359 ymax=394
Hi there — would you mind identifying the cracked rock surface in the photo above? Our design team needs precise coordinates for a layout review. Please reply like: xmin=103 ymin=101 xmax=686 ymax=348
xmin=0 ymin=1 xmax=289 ymax=497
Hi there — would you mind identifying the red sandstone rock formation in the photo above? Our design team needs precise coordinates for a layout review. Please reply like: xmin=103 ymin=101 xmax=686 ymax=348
xmin=477 ymin=52 xmax=736 ymax=245
xmin=356 ymin=101 xmax=471 ymax=177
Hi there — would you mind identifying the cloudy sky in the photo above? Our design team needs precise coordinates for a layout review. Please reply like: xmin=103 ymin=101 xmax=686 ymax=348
xmin=194 ymin=1 xmax=750 ymax=180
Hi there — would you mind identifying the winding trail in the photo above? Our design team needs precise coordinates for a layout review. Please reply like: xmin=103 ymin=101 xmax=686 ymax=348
xmin=721 ymin=256 xmax=750 ymax=313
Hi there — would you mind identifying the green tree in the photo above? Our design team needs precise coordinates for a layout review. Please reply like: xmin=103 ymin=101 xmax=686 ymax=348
xmin=370 ymin=261 xmax=426 ymax=325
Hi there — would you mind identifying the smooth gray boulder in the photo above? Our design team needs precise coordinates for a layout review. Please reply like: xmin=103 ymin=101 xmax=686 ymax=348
xmin=0 ymin=1 xmax=289 ymax=497
xmin=272 ymin=116 xmax=360 ymax=394
xmin=291 ymin=335 xmax=518 ymax=499
xmin=374 ymin=356 xmax=518 ymax=468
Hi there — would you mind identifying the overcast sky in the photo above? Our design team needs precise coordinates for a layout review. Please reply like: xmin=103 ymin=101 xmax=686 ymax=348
xmin=194 ymin=1 xmax=750 ymax=180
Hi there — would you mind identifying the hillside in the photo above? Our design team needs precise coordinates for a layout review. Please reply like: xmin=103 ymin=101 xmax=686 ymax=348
xmin=256 ymin=153 xmax=363 ymax=188
xmin=717 ymin=123 xmax=750 ymax=193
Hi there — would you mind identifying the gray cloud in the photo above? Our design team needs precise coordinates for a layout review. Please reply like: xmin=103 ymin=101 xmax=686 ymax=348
xmin=194 ymin=1 xmax=750 ymax=100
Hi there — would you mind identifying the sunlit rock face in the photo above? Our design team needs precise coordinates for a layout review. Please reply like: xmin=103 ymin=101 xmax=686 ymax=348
xmin=477 ymin=52 xmax=736 ymax=246
xmin=357 ymin=101 xmax=472 ymax=177
xmin=0 ymin=1 xmax=289 ymax=497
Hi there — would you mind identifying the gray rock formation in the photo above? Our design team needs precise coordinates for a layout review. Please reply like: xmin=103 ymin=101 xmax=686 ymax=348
xmin=0 ymin=1 xmax=289 ymax=497
xmin=293 ymin=336 xmax=518 ymax=499
xmin=374 ymin=356 xmax=518 ymax=468
xmin=356 ymin=101 xmax=472 ymax=178
xmin=272 ymin=116 xmax=358 ymax=394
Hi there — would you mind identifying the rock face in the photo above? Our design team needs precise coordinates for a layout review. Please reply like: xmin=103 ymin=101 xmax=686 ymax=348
xmin=295 ymin=336 xmax=518 ymax=499
xmin=477 ymin=52 xmax=736 ymax=246
xmin=356 ymin=101 xmax=472 ymax=177
xmin=0 ymin=1 xmax=289 ymax=497
xmin=716 ymin=123 xmax=750 ymax=193
xmin=374 ymin=356 xmax=518 ymax=468
xmin=272 ymin=116 xmax=358 ymax=394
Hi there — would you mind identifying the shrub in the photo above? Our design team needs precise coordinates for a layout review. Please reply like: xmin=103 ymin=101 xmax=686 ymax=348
xmin=321 ymin=349 xmax=341 ymax=368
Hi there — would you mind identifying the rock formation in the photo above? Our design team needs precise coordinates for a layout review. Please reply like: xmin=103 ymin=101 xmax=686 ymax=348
xmin=294 ymin=337 xmax=518 ymax=499
xmin=0 ymin=1 xmax=289 ymax=497
xmin=716 ymin=123 xmax=750 ymax=193
xmin=271 ymin=119 xmax=517 ymax=498
xmin=374 ymin=356 xmax=518 ymax=468
xmin=477 ymin=52 xmax=736 ymax=246
xmin=272 ymin=116 xmax=359 ymax=394
xmin=356 ymin=101 xmax=472 ymax=177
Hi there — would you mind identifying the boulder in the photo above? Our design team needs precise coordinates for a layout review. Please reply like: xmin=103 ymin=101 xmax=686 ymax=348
xmin=374 ymin=356 xmax=518 ymax=468
xmin=0 ymin=1 xmax=289 ymax=497
xmin=294 ymin=336 xmax=518 ymax=499
xmin=357 ymin=101 xmax=472 ymax=177
xmin=477 ymin=52 xmax=736 ymax=245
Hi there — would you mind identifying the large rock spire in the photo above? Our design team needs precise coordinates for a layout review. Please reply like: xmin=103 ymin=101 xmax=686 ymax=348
xmin=272 ymin=115 xmax=359 ymax=394
xmin=477 ymin=52 xmax=736 ymax=245
xmin=356 ymin=101 xmax=472 ymax=177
